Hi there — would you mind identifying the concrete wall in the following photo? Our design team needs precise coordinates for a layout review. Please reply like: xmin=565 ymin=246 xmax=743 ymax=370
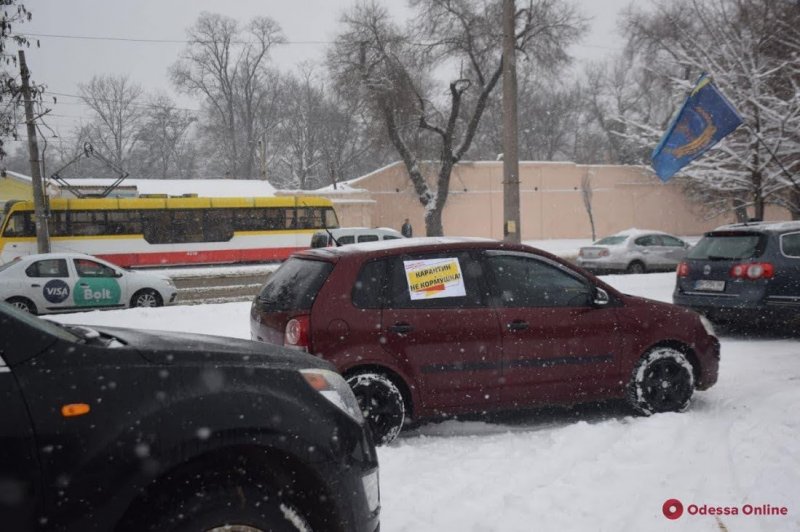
xmin=339 ymin=161 xmax=790 ymax=239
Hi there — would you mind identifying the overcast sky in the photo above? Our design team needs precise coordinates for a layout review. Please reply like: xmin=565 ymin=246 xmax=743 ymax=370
xmin=12 ymin=0 xmax=631 ymax=144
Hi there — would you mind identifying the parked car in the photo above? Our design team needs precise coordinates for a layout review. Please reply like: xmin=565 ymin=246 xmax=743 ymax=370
xmin=250 ymin=237 xmax=719 ymax=444
xmin=673 ymin=220 xmax=800 ymax=326
xmin=0 ymin=302 xmax=380 ymax=531
xmin=0 ymin=252 xmax=177 ymax=314
xmin=310 ymin=227 xmax=404 ymax=248
xmin=576 ymin=229 xmax=691 ymax=274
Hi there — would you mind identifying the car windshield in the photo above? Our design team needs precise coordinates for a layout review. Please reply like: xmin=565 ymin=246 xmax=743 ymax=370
xmin=0 ymin=302 xmax=81 ymax=343
xmin=594 ymin=236 xmax=627 ymax=246
xmin=688 ymin=233 xmax=765 ymax=260
xmin=0 ymin=258 xmax=20 ymax=273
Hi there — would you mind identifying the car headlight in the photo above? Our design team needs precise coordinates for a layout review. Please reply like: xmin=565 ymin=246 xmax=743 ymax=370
xmin=699 ymin=314 xmax=716 ymax=337
xmin=300 ymin=369 xmax=364 ymax=423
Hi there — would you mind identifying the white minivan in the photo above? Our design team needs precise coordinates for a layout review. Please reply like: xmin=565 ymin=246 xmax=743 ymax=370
xmin=310 ymin=227 xmax=404 ymax=248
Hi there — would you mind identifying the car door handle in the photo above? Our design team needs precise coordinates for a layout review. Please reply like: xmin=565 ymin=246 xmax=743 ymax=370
xmin=507 ymin=320 xmax=529 ymax=331
xmin=30 ymin=284 xmax=40 ymax=288
xmin=79 ymin=283 xmax=89 ymax=287
xmin=389 ymin=323 xmax=414 ymax=334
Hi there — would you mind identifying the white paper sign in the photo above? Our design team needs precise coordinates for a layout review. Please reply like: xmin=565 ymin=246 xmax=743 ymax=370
xmin=403 ymin=258 xmax=466 ymax=300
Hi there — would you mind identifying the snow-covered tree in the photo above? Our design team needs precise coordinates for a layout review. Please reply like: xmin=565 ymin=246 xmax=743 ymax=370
xmin=619 ymin=0 xmax=800 ymax=220
xmin=329 ymin=0 xmax=585 ymax=236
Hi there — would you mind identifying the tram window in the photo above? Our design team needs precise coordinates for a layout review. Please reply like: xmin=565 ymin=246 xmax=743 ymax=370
xmin=142 ymin=210 xmax=172 ymax=244
xmin=234 ymin=208 xmax=286 ymax=231
xmin=71 ymin=211 xmax=107 ymax=236
xmin=323 ymin=208 xmax=339 ymax=229
xmin=172 ymin=210 xmax=205 ymax=243
xmin=107 ymin=211 xmax=142 ymax=234
xmin=50 ymin=211 xmax=69 ymax=237
xmin=2 ymin=212 xmax=35 ymax=237
xmin=204 ymin=209 xmax=234 ymax=241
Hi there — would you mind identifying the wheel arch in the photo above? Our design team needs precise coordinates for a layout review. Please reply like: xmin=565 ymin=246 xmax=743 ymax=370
xmin=5 ymin=296 xmax=37 ymax=314
xmin=643 ymin=339 xmax=701 ymax=385
xmin=343 ymin=363 xmax=416 ymax=420
xmin=129 ymin=287 xmax=163 ymax=308
xmin=116 ymin=443 xmax=343 ymax=532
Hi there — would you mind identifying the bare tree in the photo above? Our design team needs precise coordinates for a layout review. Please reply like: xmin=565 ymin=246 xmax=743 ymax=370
xmin=78 ymin=75 xmax=145 ymax=172
xmin=1 ymin=1 xmax=40 ymax=159
xmin=135 ymin=95 xmax=197 ymax=179
xmin=170 ymin=12 xmax=284 ymax=179
xmin=329 ymin=0 xmax=584 ymax=236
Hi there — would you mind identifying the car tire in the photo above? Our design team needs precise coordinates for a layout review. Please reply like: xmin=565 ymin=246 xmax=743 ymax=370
xmin=131 ymin=289 xmax=162 ymax=308
xmin=347 ymin=371 xmax=405 ymax=445
xmin=626 ymin=346 xmax=695 ymax=415
xmin=626 ymin=261 xmax=646 ymax=274
xmin=6 ymin=297 xmax=37 ymax=315
xmin=141 ymin=480 xmax=311 ymax=532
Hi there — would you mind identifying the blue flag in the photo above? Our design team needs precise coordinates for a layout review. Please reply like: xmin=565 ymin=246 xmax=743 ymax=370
xmin=651 ymin=74 xmax=743 ymax=182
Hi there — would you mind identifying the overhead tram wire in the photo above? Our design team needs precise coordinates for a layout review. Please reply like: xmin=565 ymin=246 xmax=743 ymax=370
xmin=17 ymin=31 xmax=623 ymax=52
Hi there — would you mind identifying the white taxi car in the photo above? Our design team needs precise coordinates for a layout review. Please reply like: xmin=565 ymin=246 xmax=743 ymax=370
xmin=0 ymin=252 xmax=177 ymax=314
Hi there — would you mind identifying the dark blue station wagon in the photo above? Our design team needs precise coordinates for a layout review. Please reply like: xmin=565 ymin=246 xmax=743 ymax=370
xmin=673 ymin=221 xmax=800 ymax=326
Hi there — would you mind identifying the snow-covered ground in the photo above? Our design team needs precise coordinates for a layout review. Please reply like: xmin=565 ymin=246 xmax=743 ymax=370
xmin=50 ymin=273 xmax=800 ymax=532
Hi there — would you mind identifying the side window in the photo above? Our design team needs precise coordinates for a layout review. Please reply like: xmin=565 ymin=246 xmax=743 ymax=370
xmin=661 ymin=235 xmax=686 ymax=247
xmin=70 ymin=211 xmax=107 ymax=236
xmin=74 ymin=259 xmax=117 ymax=278
xmin=383 ymin=235 xmax=400 ymax=240
xmin=25 ymin=259 xmax=69 ymax=278
xmin=358 ymin=234 xmax=379 ymax=243
xmin=635 ymin=235 xmax=660 ymax=247
xmin=3 ymin=212 xmax=34 ymax=237
xmin=386 ymin=252 xmax=484 ymax=309
xmin=352 ymin=259 xmax=389 ymax=309
xmin=781 ymin=233 xmax=800 ymax=258
xmin=338 ymin=236 xmax=355 ymax=245
xmin=486 ymin=254 xmax=591 ymax=308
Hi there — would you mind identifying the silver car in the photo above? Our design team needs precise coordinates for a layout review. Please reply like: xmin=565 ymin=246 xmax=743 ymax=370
xmin=576 ymin=229 xmax=690 ymax=274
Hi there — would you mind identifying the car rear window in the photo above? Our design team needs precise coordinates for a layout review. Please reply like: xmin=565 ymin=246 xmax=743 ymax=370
xmin=257 ymin=258 xmax=334 ymax=311
xmin=595 ymin=236 xmax=627 ymax=246
xmin=688 ymin=232 xmax=765 ymax=260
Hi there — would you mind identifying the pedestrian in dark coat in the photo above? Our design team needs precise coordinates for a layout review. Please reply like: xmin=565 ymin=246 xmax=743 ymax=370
xmin=401 ymin=218 xmax=413 ymax=238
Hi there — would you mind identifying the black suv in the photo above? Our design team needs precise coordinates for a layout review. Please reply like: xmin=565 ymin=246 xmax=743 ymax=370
xmin=673 ymin=221 xmax=800 ymax=326
xmin=0 ymin=303 xmax=379 ymax=532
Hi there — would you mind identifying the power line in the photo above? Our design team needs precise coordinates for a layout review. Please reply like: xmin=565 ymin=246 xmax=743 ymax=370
xmin=18 ymin=32 xmax=332 ymax=45
xmin=18 ymin=31 xmax=624 ymax=52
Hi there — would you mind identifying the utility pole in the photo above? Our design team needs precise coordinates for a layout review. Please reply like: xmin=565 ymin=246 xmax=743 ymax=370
xmin=502 ymin=0 xmax=521 ymax=243
xmin=18 ymin=50 xmax=50 ymax=253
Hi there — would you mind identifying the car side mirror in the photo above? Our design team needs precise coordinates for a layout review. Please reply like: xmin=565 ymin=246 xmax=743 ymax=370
xmin=114 ymin=272 xmax=124 ymax=278
xmin=592 ymin=287 xmax=610 ymax=307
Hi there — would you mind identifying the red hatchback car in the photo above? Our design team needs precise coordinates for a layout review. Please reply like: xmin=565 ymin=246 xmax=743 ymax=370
xmin=251 ymin=238 xmax=719 ymax=443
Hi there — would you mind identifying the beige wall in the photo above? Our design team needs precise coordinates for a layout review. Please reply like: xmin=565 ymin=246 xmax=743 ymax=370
xmin=332 ymin=161 xmax=790 ymax=239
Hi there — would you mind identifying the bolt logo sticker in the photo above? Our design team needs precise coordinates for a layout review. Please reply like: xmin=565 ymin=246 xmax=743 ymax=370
xmin=74 ymin=278 xmax=122 ymax=307
xmin=663 ymin=498 xmax=684 ymax=520
xmin=43 ymin=279 xmax=70 ymax=303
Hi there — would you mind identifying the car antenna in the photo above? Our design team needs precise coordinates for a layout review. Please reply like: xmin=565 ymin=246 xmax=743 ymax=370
xmin=299 ymin=198 xmax=341 ymax=247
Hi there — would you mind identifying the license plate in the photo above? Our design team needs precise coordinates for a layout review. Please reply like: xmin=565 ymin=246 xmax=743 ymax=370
xmin=694 ymin=280 xmax=725 ymax=292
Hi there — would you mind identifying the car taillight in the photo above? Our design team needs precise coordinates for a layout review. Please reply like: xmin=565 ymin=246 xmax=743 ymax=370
xmin=599 ymin=249 xmax=609 ymax=257
xmin=677 ymin=261 xmax=690 ymax=277
xmin=729 ymin=262 xmax=774 ymax=280
xmin=284 ymin=315 xmax=310 ymax=350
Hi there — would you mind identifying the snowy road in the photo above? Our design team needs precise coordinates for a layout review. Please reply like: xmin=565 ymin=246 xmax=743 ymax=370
xmin=51 ymin=273 xmax=800 ymax=532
